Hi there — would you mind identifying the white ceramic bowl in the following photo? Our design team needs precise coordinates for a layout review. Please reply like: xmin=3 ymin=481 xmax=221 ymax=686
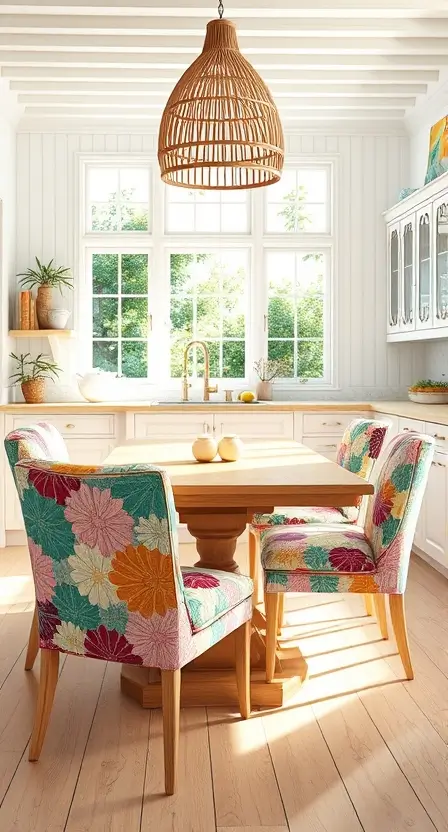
xmin=408 ymin=391 xmax=448 ymax=404
xmin=47 ymin=308 xmax=70 ymax=330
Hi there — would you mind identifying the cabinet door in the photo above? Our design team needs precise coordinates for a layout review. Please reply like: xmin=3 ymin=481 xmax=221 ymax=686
xmin=302 ymin=435 xmax=340 ymax=463
xmin=416 ymin=208 xmax=432 ymax=330
xmin=400 ymin=217 xmax=415 ymax=332
xmin=387 ymin=223 xmax=401 ymax=335
xmin=216 ymin=412 xmax=294 ymax=440
xmin=434 ymin=197 xmax=448 ymax=328
xmin=421 ymin=453 xmax=448 ymax=566
xmin=131 ymin=412 xmax=213 ymax=440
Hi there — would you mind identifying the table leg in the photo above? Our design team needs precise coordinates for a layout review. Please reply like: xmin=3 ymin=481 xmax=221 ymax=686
xmin=178 ymin=508 xmax=249 ymax=573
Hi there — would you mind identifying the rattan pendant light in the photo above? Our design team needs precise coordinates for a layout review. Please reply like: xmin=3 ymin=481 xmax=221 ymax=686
xmin=158 ymin=1 xmax=284 ymax=190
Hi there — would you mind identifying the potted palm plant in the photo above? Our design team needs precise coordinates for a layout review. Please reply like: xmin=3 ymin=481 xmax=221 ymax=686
xmin=17 ymin=257 xmax=73 ymax=328
xmin=9 ymin=352 xmax=61 ymax=404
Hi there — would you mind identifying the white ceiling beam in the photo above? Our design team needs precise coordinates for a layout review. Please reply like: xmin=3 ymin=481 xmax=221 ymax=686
xmin=3 ymin=1 xmax=448 ymax=16
xmin=2 ymin=65 xmax=439 ymax=83
xmin=11 ymin=80 xmax=426 ymax=96
xmin=19 ymin=93 xmax=414 ymax=109
xmin=3 ymin=14 xmax=448 ymax=36
xmin=23 ymin=105 xmax=407 ymax=119
xmin=0 ymin=51 xmax=444 ymax=69
xmin=3 ymin=33 xmax=448 ymax=54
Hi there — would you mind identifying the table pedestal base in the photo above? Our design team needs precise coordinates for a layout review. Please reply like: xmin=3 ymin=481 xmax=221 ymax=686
xmin=121 ymin=607 xmax=308 ymax=710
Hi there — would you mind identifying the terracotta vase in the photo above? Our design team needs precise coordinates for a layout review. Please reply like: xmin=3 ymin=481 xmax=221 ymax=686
xmin=192 ymin=434 xmax=218 ymax=462
xmin=36 ymin=285 xmax=53 ymax=329
xmin=217 ymin=434 xmax=244 ymax=462
xmin=256 ymin=380 xmax=273 ymax=401
xmin=21 ymin=378 xmax=45 ymax=404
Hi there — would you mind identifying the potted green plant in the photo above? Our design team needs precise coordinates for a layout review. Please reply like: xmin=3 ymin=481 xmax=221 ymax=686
xmin=9 ymin=352 xmax=61 ymax=404
xmin=17 ymin=257 xmax=73 ymax=329
xmin=253 ymin=357 xmax=291 ymax=401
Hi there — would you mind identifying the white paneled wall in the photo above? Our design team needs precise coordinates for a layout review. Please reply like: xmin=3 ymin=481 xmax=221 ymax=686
xmin=14 ymin=129 xmax=425 ymax=399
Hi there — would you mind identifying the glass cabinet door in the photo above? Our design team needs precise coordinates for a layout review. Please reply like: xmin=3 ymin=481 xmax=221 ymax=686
xmin=402 ymin=221 xmax=414 ymax=327
xmin=417 ymin=212 xmax=431 ymax=327
xmin=436 ymin=203 xmax=448 ymax=323
xmin=389 ymin=228 xmax=399 ymax=329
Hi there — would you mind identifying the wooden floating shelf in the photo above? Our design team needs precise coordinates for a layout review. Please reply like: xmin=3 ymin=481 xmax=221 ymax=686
xmin=9 ymin=330 xmax=74 ymax=338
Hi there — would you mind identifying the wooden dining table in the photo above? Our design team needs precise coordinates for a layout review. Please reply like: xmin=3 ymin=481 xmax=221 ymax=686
xmin=105 ymin=439 xmax=374 ymax=709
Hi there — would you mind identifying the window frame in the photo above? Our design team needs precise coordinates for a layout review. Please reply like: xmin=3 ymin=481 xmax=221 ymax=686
xmin=77 ymin=153 xmax=337 ymax=392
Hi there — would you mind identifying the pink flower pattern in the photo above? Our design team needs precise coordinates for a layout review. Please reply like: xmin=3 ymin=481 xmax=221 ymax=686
xmin=125 ymin=609 xmax=183 ymax=669
xmin=182 ymin=571 xmax=220 ymax=589
xmin=84 ymin=625 xmax=142 ymax=664
xmin=328 ymin=546 xmax=375 ymax=573
xmin=29 ymin=538 xmax=56 ymax=602
xmin=65 ymin=483 xmax=134 ymax=556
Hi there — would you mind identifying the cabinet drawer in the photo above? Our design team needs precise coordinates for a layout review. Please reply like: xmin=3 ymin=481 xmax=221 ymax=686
xmin=303 ymin=435 xmax=340 ymax=463
xmin=216 ymin=413 xmax=294 ymax=440
xmin=9 ymin=413 xmax=116 ymax=438
xmin=132 ymin=413 xmax=212 ymax=441
xmin=302 ymin=412 xmax=364 ymax=436
xmin=399 ymin=417 xmax=425 ymax=434
xmin=424 ymin=422 xmax=448 ymax=451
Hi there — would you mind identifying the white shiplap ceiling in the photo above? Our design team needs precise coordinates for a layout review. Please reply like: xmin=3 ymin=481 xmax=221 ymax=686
xmin=2 ymin=0 xmax=448 ymax=131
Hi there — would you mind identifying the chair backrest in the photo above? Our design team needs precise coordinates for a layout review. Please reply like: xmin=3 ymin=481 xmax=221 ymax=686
xmin=364 ymin=432 xmax=434 ymax=593
xmin=336 ymin=418 xmax=389 ymax=521
xmin=12 ymin=458 xmax=197 ymax=671
xmin=4 ymin=422 xmax=70 ymax=470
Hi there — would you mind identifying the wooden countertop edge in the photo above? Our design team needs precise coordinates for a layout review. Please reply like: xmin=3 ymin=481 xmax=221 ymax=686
xmin=1 ymin=399 xmax=448 ymax=425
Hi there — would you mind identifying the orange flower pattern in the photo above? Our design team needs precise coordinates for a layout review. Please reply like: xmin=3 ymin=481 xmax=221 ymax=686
xmin=110 ymin=545 xmax=177 ymax=617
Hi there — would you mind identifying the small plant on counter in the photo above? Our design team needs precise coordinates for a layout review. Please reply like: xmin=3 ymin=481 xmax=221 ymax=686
xmin=409 ymin=379 xmax=448 ymax=392
xmin=17 ymin=257 xmax=73 ymax=328
xmin=253 ymin=357 xmax=292 ymax=401
xmin=9 ymin=352 xmax=61 ymax=404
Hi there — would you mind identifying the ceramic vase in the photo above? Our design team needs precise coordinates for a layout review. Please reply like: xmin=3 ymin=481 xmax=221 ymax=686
xmin=256 ymin=380 xmax=273 ymax=401
xmin=192 ymin=434 xmax=218 ymax=462
xmin=218 ymin=434 xmax=243 ymax=462
xmin=47 ymin=308 xmax=70 ymax=330
xmin=36 ymin=285 xmax=52 ymax=329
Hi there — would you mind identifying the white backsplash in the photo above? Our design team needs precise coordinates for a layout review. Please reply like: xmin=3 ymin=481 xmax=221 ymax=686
xmin=424 ymin=342 xmax=448 ymax=383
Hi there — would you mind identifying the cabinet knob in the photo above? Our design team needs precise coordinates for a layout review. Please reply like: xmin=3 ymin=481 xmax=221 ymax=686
xmin=65 ymin=423 xmax=75 ymax=429
xmin=434 ymin=434 xmax=446 ymax=441
xmin=203 ymin=422 xmax=210 ymax=434
xmin=322 ymin=421 xmax=342 ymax=427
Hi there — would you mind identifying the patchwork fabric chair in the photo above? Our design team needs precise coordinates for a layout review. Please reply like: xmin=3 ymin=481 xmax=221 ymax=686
xmin=4 ymin=423 xmax=70 ymax=671
xmin=249 ymin=418 xmax=389 ymax=617
xmin=11 ymin=456 xmax=253 ymax=795
xmin=261 ymin=432 xmax=434 ymax=683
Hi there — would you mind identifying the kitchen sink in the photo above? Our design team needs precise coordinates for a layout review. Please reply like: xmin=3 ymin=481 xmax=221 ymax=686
xmin=151 ymin=400 xmax=262 ymax=405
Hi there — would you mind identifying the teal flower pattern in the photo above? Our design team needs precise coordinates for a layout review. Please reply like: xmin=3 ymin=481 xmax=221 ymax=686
xmin=21 ymin=486 xmax=75 ymax=561
xmin=303 ymin=546 xmax=329 ymax=570
xmin=53 ymin=584 xmax=100 ymax=630
xmin=99 ymin=603 xmax=129 ymax=635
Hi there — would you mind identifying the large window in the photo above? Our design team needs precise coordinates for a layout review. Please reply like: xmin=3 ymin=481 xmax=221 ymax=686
xmin=81 ymin=160 xmax=334 ymax=388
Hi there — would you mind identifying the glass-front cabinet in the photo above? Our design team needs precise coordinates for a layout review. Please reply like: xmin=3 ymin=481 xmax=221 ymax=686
xmin=385 ymin=173 xmax=448 ymax=342
xmin=401 ymin=218 xmax=415 ymax=331
xmin=416 ymin=208 xmax=431 ymax=329
xmin=435 ymin=197 xmax=448 ymax=328
xmin=387 ymin=222 xmax=400 ymax=335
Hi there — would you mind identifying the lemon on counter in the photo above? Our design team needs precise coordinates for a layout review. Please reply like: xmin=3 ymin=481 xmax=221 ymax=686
xmin=240 ymin=391 xmax=255 ymax=403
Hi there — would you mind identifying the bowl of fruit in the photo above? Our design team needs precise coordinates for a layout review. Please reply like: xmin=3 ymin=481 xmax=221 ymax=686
xmin=408 ymin=380 xmax=448 ymax=404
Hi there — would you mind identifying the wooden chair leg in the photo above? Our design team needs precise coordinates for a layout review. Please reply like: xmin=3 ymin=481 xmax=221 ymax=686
xmin=29 ymin=648 xmax=59 ymax=762
xmin=265 ymin=592 xmax=280 ymax=683
xmin=161 ymin=668 xmax=181 ymax=795
xmin=248 ymin=529 xmax=259 ymax=604
xmin=234 ymin=620 xmax=251 ymax=719
xmin=389 ymin=595 xmax=414 ymax=680
xmin=25 ymin=606 xmax=39 ymax=671
xmin=277 ymin=593 xmax=285 ymax=635
xmin=363 ymin=594 xmax=374 ymax=617
xmin=374 ymin=594 xmax=388 ymax=639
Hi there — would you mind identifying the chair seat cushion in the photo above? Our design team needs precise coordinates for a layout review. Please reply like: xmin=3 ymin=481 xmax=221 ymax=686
xmin=261 ymin=525 xmax=376 ymax=574
xmin=181 ymin=566 xmax=253 ymax=633
xmin=252 ymin=505 xmax=350 ymax=529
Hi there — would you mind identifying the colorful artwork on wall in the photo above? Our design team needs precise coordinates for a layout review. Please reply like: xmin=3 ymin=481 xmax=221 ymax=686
xmin=425 ymin=116 xmax=448 ymax=184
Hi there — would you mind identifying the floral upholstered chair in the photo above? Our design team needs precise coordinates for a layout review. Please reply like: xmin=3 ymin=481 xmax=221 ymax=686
xmin=261 ymin=432 xmax=434 ymax=683
xmin=10 ymin=455 xmax=253 ymax=795
xmin=4 ymin=423 xmax=70 ymax=671
xmin=249 ymin=418 xmax=389 ymax=619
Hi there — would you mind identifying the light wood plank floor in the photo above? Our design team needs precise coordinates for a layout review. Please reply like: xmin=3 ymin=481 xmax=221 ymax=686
xmin=0 ymin=542 xmax=447 ymax=832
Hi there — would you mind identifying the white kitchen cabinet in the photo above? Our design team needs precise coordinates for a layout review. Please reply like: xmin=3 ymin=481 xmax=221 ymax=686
xmin=216 ymin=412 xmax=294 ymax=441
xmin=302 ymin=435 xmax=340 ymax=463
xmin=130 ymin=412 xmax=212 ymax=441
xmin=384 ymin=171 xmax=448 ymax=342
xmin=419 ymin=451 xmax=448 ymax=567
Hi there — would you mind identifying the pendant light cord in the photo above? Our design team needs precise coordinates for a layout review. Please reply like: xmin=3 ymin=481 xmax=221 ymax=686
xmin=218 ymin=0 xmax=224 ymax=19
